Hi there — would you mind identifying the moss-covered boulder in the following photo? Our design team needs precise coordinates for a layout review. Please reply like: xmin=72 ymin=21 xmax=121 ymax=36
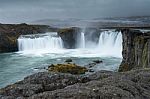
xmin=48 ymin=63 xmax=88 ymax=75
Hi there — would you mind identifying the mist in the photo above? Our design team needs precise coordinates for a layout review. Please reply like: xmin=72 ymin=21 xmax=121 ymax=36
xmin=0 ymin=0 xmax=150 ymax=23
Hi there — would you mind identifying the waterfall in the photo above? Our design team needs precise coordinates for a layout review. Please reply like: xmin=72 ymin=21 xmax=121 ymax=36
xmin=18 ymin=32 xmax=63 ymax=51
xmin=98 ymin=30 xmax=122 ymax=57
xmin=17 ymin=30 xmax=122 ymax=57
xmin=78 ymin=32 xmax=85 ymax=48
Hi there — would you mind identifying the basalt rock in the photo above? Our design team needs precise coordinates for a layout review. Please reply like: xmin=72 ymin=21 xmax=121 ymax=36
xmin=0 ymin=23 xmax=57 ymax=53
xmin=58 ymin=27 xmax=81 ymax=49
xmin=119 ymin=29 xmax=150 ymax=72
xmin=65 ymin=58 xmax=73 ymax=63
xmin=1 ymin=69 xmax=150 ymax=99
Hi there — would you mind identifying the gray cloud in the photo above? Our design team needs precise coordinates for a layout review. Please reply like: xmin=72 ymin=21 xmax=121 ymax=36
xmin=0 ymin=0 xmax=150 ymax=23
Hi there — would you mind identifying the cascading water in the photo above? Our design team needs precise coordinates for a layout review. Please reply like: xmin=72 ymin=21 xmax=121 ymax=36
xmin=18 ymin=32 xmax=63 ymax=51
xmin=17 ymin=30 xmax=122 ymax=57
xmin=78 ymin=32 xmax=85 ymax=48
xmin=98 ymin=30 xmax=122 ymax=57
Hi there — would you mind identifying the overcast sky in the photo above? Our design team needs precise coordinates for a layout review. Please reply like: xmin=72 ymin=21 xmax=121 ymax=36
xmin=0 ymin=0 xmax=150 ymax=23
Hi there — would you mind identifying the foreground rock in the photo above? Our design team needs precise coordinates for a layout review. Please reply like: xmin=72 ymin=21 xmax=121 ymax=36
xmin=48 ymin=63 xmax=88 ymax=74
xmin=1 ymin=69 xmax=150 ymax=99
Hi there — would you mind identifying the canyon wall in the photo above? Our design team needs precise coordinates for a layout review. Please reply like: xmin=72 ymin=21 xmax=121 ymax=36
xmin=58 ymin=27 xmax=81 ymax=49
xmin=119 ymin=29 xmax=150 ymax=72
xmin=0 ymin=23 xmax=56 ymax=53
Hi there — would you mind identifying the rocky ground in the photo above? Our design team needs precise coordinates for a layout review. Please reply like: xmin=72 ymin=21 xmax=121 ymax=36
xmin=1 ymin=68 xmax=150 ymax=99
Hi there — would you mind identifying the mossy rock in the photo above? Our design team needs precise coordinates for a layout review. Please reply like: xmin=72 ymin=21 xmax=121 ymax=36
xmin=48 ymin=63 xmax=88 ymax=75
xmin=118 ymin=63 xmax=132 ymax=72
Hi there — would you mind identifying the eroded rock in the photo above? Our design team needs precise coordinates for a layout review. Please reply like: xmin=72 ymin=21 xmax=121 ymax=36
xmin=1 ymin=69 xmax=150 ymax=99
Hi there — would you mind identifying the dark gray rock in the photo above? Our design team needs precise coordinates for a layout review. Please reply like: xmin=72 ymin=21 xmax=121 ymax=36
xmin=93 ymin=60 xmax=103 ymax=64
xmin=119 ymin=29 xmax=150 ymax=72
xmin=1 ymin=69 xmax=150 ymax=99
xmin=58 ymin=27 xmax=81 ymax=49
xmin=29 ymin=69 xmax=150 ymax=99
xmin=64 ymin=59 xmax=73 ymax=63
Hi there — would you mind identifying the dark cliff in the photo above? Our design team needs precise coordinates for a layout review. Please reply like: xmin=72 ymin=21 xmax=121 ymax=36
xmin=58 ymin=27 xmax=81 ymax=49
xmin=119 ymin=29 xmax=150 ymax=72
xmin=0 ymin=23 xmax=57 ymax=53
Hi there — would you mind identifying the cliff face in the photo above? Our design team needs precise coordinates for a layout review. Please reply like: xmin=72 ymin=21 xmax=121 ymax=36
xmin=58 ymin=27 xmax=81 ymax=49
xmin=0 ymin=23 xmax=56 ymax=53
xmin=119 ymin=29 xmax=150 ymax=72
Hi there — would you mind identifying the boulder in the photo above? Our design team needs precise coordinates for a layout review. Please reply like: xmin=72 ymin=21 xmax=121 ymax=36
xmin=93 ymin=60 xmax=103 ymax=64
xmin=48 ymin=63 xmax=88 ymax=75
xmin=65 ymin=58 xmax=73 ymax=63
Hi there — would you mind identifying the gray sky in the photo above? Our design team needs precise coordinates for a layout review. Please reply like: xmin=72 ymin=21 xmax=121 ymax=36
xmin=0 ymin=0 xmax=150 ymax=23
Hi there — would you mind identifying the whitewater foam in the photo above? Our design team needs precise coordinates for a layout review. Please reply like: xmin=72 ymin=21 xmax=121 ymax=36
xmin=17 ymin=30 xmax=122 ymax=58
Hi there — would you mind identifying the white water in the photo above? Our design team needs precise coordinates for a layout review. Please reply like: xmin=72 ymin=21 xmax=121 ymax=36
xmin=17 ymin=30 xmax=122 ymax=58
xmin=98 ymin=30 xmax=122 ymax=57
xmin=18 ymin=32 xmax=63 ymax=51
xmin=78 ymin=32 xmax=85 ymax=48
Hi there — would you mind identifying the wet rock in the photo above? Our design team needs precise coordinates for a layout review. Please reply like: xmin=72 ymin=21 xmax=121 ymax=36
xmin=48 ymin=63 xmax=88 ymax=75
xmin=88 ymin=69 xmax=95 ymax=72
xmin=86 ymin=63 xmax=97 ymax=68
xmin=34 ymin=67 xmax=46 ymax=70
xmin=93 ymin=60 xmax=103 ymax=64
xmin=119 ymin=29 xmax=150 ymax=72
xmin=58 ymin=27 xmax=81 ymax=49
xmin=65 ymin=59 xmax=73 ymax=63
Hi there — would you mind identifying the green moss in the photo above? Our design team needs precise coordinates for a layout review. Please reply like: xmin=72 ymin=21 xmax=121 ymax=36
xmin=6 ymin=36 xmax=17 ymax=44
xmin=118 ymin=63 xmax=132 ymax=72
xmin=48 ymin=63 xmax=88 ymax=75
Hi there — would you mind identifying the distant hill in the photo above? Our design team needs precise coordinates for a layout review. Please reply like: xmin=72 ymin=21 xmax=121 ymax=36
xmin=31 ymin=16 xmax=150 ymax=28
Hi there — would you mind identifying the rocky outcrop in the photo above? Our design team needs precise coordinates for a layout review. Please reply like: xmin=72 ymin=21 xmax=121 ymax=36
xmin=58 ymin=27 xmax=81 ymax=49
xmin=119 ymin=29 xmax=150 ymax=72
xmin=48 ymin=63 xmax=88 ymax=74
xmin=1 ymin=69 xmax=150 ymax=99
xmin=0 ymin=23 xmax=57 ymax=53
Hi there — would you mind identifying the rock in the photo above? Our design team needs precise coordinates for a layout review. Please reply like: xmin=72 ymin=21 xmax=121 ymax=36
xmin=28 ymin=69 xmax=150 ymax=99
xmin=119 ymin=29 xmax=150 ymax=72
xmin=93 ymin=60 xmax=103 ymax=63
xmin=65 ymin=59 xmax=73 ymax=63
xmin=58 ymin=27 xmax=81 ymax=49
xmin=0 ymin=72 xmax=90 ymax=99
xmin=48 ymin=63 xmax=88 ymax=75
xmin=85 ymin=63 xmax=97 ymax=68
xmin=2 ymin=69 xmax=150 ymax=99
xmin=0 ymin=24 xmax=57 ymax=53
xmin=88 ymin=69 xmax=95 ymax=72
